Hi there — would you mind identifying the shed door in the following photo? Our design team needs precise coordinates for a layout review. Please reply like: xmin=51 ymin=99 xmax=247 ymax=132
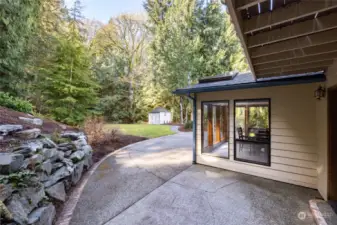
xmin=155 ymin=114 xmax=160 ymax=124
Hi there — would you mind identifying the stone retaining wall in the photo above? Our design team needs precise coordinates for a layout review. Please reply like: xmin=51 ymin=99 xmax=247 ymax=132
xmin=0 ymin=123 xmax=93 ymax=225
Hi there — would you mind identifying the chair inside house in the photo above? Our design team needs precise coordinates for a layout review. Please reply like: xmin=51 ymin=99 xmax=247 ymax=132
xmin=236 ymin=127 xmax=251 ymax=152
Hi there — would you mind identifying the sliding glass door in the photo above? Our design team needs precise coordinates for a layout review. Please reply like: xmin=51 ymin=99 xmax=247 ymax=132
xmin=202 ymin=101 xmax=229 ymax=158
xmin=234 ymin=99 xmax=271 ymax=166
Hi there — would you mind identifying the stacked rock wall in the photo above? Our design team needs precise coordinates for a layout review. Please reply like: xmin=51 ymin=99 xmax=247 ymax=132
xmin=0 ymin=124 xmax=93 ymax=225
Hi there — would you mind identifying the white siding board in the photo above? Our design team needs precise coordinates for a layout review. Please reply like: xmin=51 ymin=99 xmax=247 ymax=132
xmin=271 ymin=128 xmax=316 ymax=138
xmin=271 ymin=156 xmax=317 ymax=169
xmin=271 ymin=150 xmax=317 ymax=161
xmin=197 ymin=154 xmax=317 ymax=188
xmin=272 ymin=143 xmax=316 ymax=153
xmin=271 ymin=163 xmax=317 ymax=177
xmin=271 ymin=136 xmax=316 ymax=145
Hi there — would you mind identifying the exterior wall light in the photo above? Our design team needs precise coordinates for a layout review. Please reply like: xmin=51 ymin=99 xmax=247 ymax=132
xmin=315 ymin=85 xmax=326 ymax=100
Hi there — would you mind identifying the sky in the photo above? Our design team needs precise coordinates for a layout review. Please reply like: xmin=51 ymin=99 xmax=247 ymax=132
xmin=65 ymin=0 xmax=146 ymax=23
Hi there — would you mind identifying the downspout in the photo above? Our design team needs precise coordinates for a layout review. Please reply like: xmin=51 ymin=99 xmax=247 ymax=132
xmin=186 ymin=93 xmax=197 ymax=164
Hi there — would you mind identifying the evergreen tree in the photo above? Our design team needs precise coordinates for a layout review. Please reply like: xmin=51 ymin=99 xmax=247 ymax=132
xmin=193 ymin=0 xmax=248 ymax=78
xmin=37 ymin=1 xmax=98 ymax=125
xmin=0 ymin=0 xmax=41 ymax=95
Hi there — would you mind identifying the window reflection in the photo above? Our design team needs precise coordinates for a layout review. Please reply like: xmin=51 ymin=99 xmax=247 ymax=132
xmin=234 ymin=99 xmax=271 ymax=166
xmin=202 ymin=101 xmax=229 ymax=158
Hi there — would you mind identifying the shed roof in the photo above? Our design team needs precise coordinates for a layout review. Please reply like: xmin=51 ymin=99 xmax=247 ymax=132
xmin=150 ymin=107 xmax=169 ymax=113
xmin=173 ymin=71 xmax=325 ymax=95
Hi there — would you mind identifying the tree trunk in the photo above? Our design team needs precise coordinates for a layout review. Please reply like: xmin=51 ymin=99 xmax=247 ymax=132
xmin=185 ymin=104 xmax=189 ymax=122
xmin=180 ymin=96 xmax=184 ymax=124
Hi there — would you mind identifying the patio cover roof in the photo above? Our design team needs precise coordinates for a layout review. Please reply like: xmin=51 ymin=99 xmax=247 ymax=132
xmin=173 ymin=71 xmax=325 ymax=95
xmin=222 ymin=0 xmax=337 ymax=80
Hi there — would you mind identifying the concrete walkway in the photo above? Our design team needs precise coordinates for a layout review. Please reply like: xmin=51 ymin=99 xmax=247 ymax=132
xmin=70 ymin=131 xmax=320 ymax=225
xmin=70 ymin=132 xmax=193 ymax=225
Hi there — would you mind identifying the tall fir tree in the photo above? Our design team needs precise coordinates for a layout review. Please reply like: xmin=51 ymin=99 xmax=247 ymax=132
xmin=0 ymin=0 xmax=41 ymax=95
xmin=37 ymin=0 xmax=98 ymax=125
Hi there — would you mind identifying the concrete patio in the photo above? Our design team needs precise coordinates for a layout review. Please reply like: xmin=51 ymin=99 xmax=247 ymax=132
xmin=69 ymin=132 xmax=321 ymax=225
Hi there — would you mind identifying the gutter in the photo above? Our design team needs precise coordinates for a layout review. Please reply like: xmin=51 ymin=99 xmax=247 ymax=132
xmin=173 ymin=72 xmax=326 ymax=95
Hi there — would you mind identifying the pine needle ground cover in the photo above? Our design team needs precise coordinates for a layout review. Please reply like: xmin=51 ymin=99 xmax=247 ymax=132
xmin=104 ymin=124 xmax=175 ymax=138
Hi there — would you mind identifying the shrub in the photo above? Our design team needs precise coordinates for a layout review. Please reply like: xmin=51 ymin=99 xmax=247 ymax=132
xmin=83 ymin=116 xmax=105 ymax=145
xmin=83 ymin=116 xmax=119 ymax=145
xmin=0 ymin=170 xmax=37 ymax=188
xmin=184 ymin=121 xmax=193 ymax=130
xmin=50 ymin=131 xmax=71 ymax=144
xmin=0 ymin=92 xmax=33 ymax=113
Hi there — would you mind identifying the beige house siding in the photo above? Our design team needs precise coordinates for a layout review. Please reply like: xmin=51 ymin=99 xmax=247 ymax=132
xmin=196 ymin=82 xmax=323 ymax=189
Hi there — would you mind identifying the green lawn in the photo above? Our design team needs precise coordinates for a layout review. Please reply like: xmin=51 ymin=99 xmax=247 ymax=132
xmin=104 ymin=124 xmax=176 ymax=138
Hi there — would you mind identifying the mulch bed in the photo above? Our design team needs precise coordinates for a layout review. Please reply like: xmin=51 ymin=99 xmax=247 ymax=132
xmin=165 ymin=123 xmax=192 ymax=132
xmin=0 ymin=107 xmax=78 ymax=152
xmin=178 ymin=126 xmax=192 ymax=132
xmin=0 ymin=106 xmax=147 ymax=159
xmin=91 ymin=134 xmax=147 ymax=163
xmin=0 ymin=106 xmax=77 ymax=133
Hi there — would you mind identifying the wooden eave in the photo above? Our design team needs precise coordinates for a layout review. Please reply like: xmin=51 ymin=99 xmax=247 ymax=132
xmin=224 ymin=0 xmax=337 ymax=79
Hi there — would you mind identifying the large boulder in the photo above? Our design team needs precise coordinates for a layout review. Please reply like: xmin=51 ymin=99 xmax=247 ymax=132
xmin=0 ymin=184 xmax=13 ymax=201
xmin=82 ymin=145 xmax=93 ymax=155
xmin=11 ymin=140 xmax=43 ymax=157
xmin=70 ymin=151 xmax=85 ymax=163
xmin=83 ymin=154 xmax=93 ymax=170
xmin=24 ymin=141 xmax=44 ymax=152
xmin=18 ymin=117 xmax=43 ymax=126
xmin=40 ymin=160 xmax=52 ymax=175
xmin=51 ymin=162 xmax=63 ymax=172
xmin=14 ymin=128 xmax=41 ymax=140
xmin=64 ymin=150 xmax=72 ymax=157
xmin=20 ymin=186 xmax=45 ymax=209
xmin=27 ymin=204 xmax=55 ymax=225
xmin=43 ymin=166 xmax=71 ymax=188
xmin=6 ymin=194 xmax=30 ymax=224
xmin=36 ymin=172 xmax=49 ymax=182
xmin=0 ymin=153 xmax=24 ymax=174
xmin=7 ymin=185 xmax=45 ymax=224
xmin=0 ymin=125 xmax=23 ymax=136
xmin=28 ymin=154 xmax=44 ymax=166
xmin=39 ymin=138 xmax=57 ymax=149
xmin=61 ymin=132 xmax=85 ymax=141
xmin=62 ymin=158 xmax=74 ymax=173
xmin=71 ymin=161 xmax=84 ymax=185
xmin=56 ymin=151 xmax=65 ymax=161
xmin=41 ymin=148 xmax=58 ymax=159
xmin=45 ymin=182 xmax=66 ymax=202
xmin=57 ymin=142 xmax=76 ymax=151
xmin=72 ymin=137 xmax=88 ymax=150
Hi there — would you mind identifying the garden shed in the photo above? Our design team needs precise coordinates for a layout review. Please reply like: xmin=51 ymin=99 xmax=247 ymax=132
xmin=148 ymin=107 xmax=172 ymax=124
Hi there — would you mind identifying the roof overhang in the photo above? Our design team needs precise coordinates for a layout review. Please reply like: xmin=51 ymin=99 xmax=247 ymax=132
xmin=223 ymin=0 xmax=337 ymax=80
xmin=173 ymin=72 xmax=325 ymax=95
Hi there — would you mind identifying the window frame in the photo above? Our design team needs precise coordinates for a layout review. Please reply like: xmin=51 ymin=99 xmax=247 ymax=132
xmin=233 ymin=98 xmax=271 ymax=167
xmin=201 ymin=100 xmax=230 ymax=159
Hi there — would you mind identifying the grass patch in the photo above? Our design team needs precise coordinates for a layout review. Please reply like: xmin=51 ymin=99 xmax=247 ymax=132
xmin=104 ymin=124 xmax=175 ymax=138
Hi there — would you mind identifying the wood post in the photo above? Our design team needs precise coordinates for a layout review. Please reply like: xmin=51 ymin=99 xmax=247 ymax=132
xmin=245 ymin=106 xmax=249 ymax=136
xmin=216 ymin=106 xmax=221 ymax=143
